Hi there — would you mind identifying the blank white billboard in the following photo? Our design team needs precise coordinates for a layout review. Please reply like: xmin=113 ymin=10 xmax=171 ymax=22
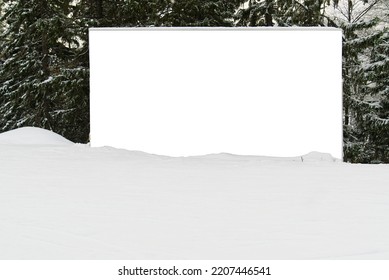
xmin=89 ymin=28 xmax=342 ymax=158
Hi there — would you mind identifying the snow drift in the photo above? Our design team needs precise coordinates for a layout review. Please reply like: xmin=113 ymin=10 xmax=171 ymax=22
xmin=0 ymin=127 xmax=388 ymax=260
xmin=0 ymin=127 xmax=73 ymax=146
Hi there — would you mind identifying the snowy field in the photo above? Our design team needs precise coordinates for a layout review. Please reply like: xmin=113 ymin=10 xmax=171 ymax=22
xmin=1 ymin=127 xmax=389 ymax=260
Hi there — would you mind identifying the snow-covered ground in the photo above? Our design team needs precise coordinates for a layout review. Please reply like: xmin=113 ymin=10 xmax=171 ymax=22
xmin=1 ymin=127 xmax=389 ymax=259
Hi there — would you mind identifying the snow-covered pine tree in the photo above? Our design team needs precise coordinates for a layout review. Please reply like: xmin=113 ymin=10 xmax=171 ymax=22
xmin=234 ymin=0 xmax=336 ymax=26
xmin=329 ymin=0 xmax=385 ymax=162
xmin=75 ymin=0 xmax=157 ymax=27
xmin=359 ymin=28 xmax=389 ymax=162
xmin=75 ymin=0 xmax=244 ymax=28
xmin=342 ymin=19 xmax=382 ymax=162
xmin=0 ymin=0 xmax=89 ymax=142
xmin=0 ymin=0 xmax=5 ymax=63
xmin=155 ymin=0 xmax=243 ymax=26
xmin=234 ymin=0 xmax=275 ymax=26
xmin=0 ymin=0 xmax=5 ymax=110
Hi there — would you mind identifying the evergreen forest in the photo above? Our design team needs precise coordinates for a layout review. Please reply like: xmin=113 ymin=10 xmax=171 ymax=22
xmin=0 ymin=0 xmax=388 ymax=163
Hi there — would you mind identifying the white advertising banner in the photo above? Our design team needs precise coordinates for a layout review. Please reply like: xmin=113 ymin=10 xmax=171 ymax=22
xmin=89 ymin=28 xmax=342 ymax=159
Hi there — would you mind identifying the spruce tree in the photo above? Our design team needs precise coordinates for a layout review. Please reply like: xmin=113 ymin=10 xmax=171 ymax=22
xmin=360 ymin=28 xmax=389 ymax=162
xmin=234 ymin=0 xmax=335 ymax=27
xmin=76 ymin=0 xmax=158 ymax=27
xmin=341 ymin=19 xmax=383 ymax=162
xmin=330 ymin=0 xmax=385 ymax=162
xmin=0 ymin=0 xmax=5 ymax=62
xmin=0 ymin=0 xmax=89 ymax=142
xmin=155 ymin=0 xmax=242 ymax=26
xmin=76 ymin=0 xmax=243 ymax=27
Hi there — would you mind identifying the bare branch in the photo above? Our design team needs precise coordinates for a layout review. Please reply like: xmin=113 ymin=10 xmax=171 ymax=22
xmin=353 ymin=0 xmax=381 ymax=22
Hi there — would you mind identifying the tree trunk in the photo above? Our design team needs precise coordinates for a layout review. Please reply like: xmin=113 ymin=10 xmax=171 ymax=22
xmin=96 ymin=0 xmax=103 ymax=19
xmin=41 ymin=1 xmax=49 ymax=77
xmin=265 ymin=0 xmax=273 ymax=26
